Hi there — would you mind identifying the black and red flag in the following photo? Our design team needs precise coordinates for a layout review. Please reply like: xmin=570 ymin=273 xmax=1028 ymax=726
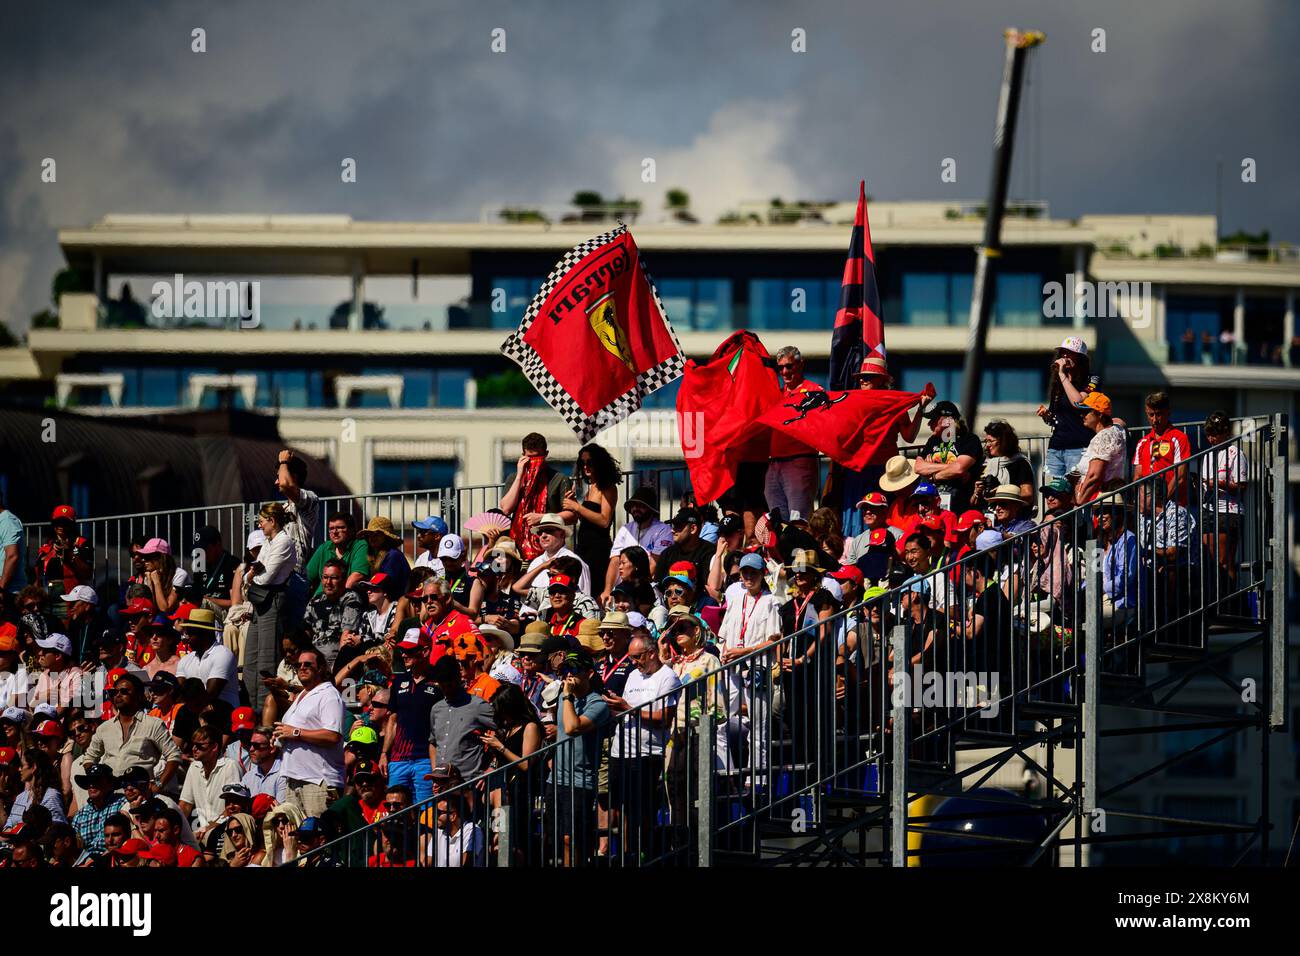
xmin=758 ymin=383 xmax=934 ymax=472
xmin=501 ymin=225 xmax=684 ymax=443
xmin=676 ymin=331 xmax=782 ymax=505
xmin=828 ymin=181 xmax=885 ymax=390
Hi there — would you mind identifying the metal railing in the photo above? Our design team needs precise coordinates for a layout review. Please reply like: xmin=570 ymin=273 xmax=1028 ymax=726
xmin=287 ymin=414 xmax=1285 ymax=867
xmin=21 ymin=418 xmax=1258 ymax=599
xmin=19 ymin=465 xmax=694 ymax=602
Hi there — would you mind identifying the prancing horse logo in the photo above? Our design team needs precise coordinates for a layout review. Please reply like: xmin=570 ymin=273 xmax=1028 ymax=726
xmin=783 ymin=390 xmax=848 ymax=424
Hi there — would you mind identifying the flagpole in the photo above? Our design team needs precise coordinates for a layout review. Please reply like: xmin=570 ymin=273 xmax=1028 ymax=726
xmin=960 ymin=28 xmax=1044 ymax=425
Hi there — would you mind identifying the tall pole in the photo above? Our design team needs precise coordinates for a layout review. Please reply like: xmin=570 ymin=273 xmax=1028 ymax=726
xmin=960 ymin=28 xmax=1044 ymax=424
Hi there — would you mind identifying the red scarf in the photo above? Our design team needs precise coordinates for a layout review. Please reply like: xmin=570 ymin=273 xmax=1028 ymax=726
xmin=512 ymin=456 xmax=550 ymax=562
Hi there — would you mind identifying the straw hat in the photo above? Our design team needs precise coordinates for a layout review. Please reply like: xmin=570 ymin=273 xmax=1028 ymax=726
xmin=361 ymin=516 xmax=401 ymax=544
xmin=576 ymin=619 xmax=604 ymax=655
xmin=988 ymin=484 xmax=1029 ymax=507
xmin=878 ymin=455 xmax=919 ymax=493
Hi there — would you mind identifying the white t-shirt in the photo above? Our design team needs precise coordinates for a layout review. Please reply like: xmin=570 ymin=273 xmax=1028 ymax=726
xmin=176 ymin=642 xmax=241 ymax=709
xmin=611 ymin=665 xmax=681 ymax=759
xmin=717 ymin=592 xmax=783 ymax=651
xmin=433 ymin=820 xmax=484 ymax=867
xmin=610 ymin=519 xmax=675 ymax=557
xmin=172 ymin=567 xmax=192 ymax=588
xmin=526 ymin=547 xmax=591 ymax=596
xmin=279 ymin=681 xmax=347 ymax=787
xmin=414 ymin=553 xmax=445 ymax=575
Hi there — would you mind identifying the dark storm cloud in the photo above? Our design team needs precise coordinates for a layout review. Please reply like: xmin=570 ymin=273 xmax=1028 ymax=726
xmin=0 ymin=0 xmax=1295 ymax=330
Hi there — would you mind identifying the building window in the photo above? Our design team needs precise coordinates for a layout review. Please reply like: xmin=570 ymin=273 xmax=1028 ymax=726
xmin=372 ymin=459 xmax=458 ymax=494
xmin=487 ymin=277 xmax=544 ymax=330
xmin=657 ymin=279 xmax=733 ymax=331
xmin=995 ymin=273 xmax=1044 ymax=327
xmin=902 ymin=274 xmax=951 ymax=326
xmin=747 ymin=279 xmax=838 ymax=331
xmin=1165 ymin=295 xmax=1231 ymax=364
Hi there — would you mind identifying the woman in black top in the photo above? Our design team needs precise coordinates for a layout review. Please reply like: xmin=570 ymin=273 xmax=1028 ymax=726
xmin=1036 ymin=337 xmax=1098 ymax=483
xmin=562 ymin=443 xmax=620 ymax=595
xmin=482 ymin=683 xmax=543 ymax=864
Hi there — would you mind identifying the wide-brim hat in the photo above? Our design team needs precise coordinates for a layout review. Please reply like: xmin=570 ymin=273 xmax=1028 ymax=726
xmin=785 ymin=548 xmax=824 ymax=574
xmin=75 ymin=763 xmax=118 ymax=789
xmin=624 ymin=486 xmax=660 ymax=514
xmin=575 ymin=619 xmax=604 ymax=655
xmin=879 ymin=455 xmax=919 ymax=493
xmin=599 ymin=611 xmax=632 ymax=632
xmin=486 ymin=537 xmax=523 ymax=565
xmin=361 ymin=516 xmax=402 ymax=544
xmin=179 ymin=607 xmax=219 ymax=632
xmin=533 ymin=513 xmax=567 ymax=534
xmin=516 ymin=630 xmax=547 ymax=654
xmin=988 ymin=484 xmax=1029 ymax=507
xmin=477 ymin=624 xmax=515 ymax=652
xmin=855 ymin=355 xmax=891 ymax=379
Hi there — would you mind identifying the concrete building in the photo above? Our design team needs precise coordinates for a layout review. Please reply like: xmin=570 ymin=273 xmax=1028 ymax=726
xmin=1 ymin=200 xmax=1296 ymax=501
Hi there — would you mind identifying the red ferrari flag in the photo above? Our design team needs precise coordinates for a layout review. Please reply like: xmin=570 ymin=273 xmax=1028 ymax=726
xmin=501 ymin=225 xmax=684 ymax=442
xmin=758 ymin=383 xmax=934 ymax=472
xmin=677 ymin=331 xmax=782 ymax=505
xmin=828 ymin=181 xmax=886 ymax=390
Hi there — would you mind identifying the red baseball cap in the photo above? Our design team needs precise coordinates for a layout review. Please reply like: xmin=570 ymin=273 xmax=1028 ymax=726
xmin=855 ymin=492 xmax=888 ymax=509
xmin=32 ymin=719 xmax=64 ymax=739
xmin=547 ymin=573 xmax=574 ymax=591
xmin=0 ymin=747 xmax=16 ymax=765
xmin=0 ymin=623 xmax=18 ymax=653
xmin=361 ymin=573 xmax=390 ymax=590
xmin=829 ymin=566 xmax=865 ymax=584
xmin=123 ymin=598 xmax=156 ymax=617
xmin=251 ymin=793 xmax=276 ymax=819
xmin=955 ymin=510 xmax=988 ymax=532
xmin=138 ymin=843 xmax=177 ymax=865
xmin=397 ymin=626 xmax=429 ymax=651
xmin=168 ymin=601 xmax=200 ymax=622
xmin=51 ymin=504 xmax=77 ymax=522
xmin=115 ymin=838 xmax=152 ymax=858
xmin=106 ymin=667 xmax=129 ymax=687
xmin=231 ymin=707 xmax=256 ymax=733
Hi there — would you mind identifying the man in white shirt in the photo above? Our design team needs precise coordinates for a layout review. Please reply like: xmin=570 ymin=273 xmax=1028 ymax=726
xmin=430 ymin=792 xmax=484 ymax=867
xmin=274 ymin=646 xmax=346 ymax=817
xmin=603 ymin=487 xmax=675 ymax=602
xmin=602 ymin=633 xmax=680 ymax=857
xmin=525 ymin=514 xmax=591 ymax=596
xmin=412 ymin=515 xmax=448 ymax=573
xmin=175 ymin=608 xmax=241 ymax=710
xmin=179 ymin=725 xmax=242 ymax=835
xmin=276 ymin=450 xmax=319 ymax=574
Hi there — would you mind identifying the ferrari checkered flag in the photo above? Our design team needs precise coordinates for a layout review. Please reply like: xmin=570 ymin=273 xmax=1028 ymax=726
xmin=501 ymin=225 xmax=685 ymax=443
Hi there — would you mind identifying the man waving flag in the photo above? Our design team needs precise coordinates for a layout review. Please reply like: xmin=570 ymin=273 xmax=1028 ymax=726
xmin=828 ymin=181 xmax=885 ymax=390
xmin=502 ymin=224 xmax=684 ymax=442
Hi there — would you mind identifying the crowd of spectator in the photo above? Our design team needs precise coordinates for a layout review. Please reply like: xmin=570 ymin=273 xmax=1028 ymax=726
xmin=0 ymin=337 xmax=1252 ymax=868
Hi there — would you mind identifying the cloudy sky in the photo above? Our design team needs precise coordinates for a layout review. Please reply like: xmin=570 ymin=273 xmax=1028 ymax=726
xmin=1 ymin=0 xmax=1296 ymax=330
